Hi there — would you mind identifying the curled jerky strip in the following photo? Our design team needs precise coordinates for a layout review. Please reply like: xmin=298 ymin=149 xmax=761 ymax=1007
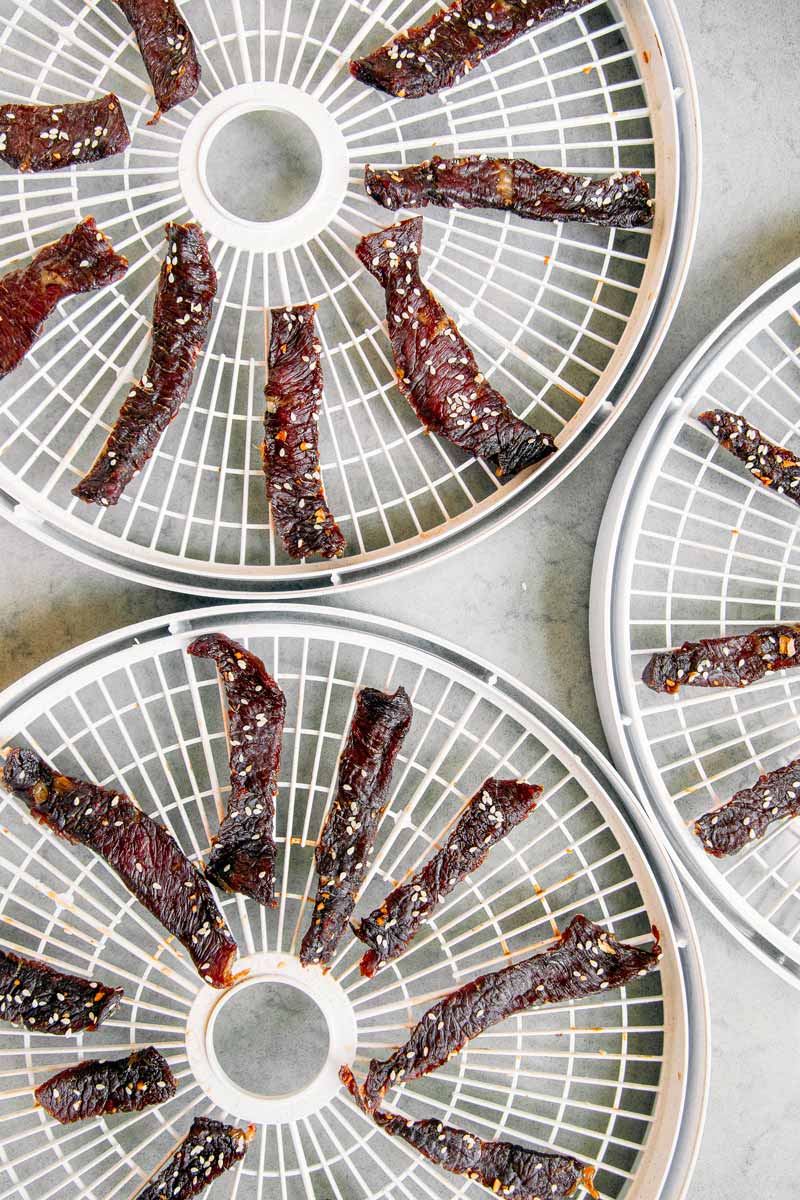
xmin=0 ymin=948 xmax=122 ymax=1036
xmin=356 ymin=217 xmax=555 ymax=478
xmin=642 ymin=623 xmax=800 ymax=694
xmin=1 ymin=748 xmax=238 ymax=989
xmin=300 ymin=686 xmax=413 ymax=968
xmin=355 ymin=777 xmax=540 ymax=977
xmin=135 ymin=1116 xmax=254 ymax=1200
xmin=187 ymin=632 xmax=286 ymax=907
xmin=349 ymin=913 xmax=661 ymax=1110
xmin=341 ymin=1068 xmax=597 ymax=1200
xmin=366 ymin=157 xmax=653 ymax=228
xmin=264 ymin=305 xmax=345 ymax=559
xmin=695 ymin=756 xmax=800 ymax=858
xmin=0 ymin=94 xmax=130 ymax=172
xmin=699 ymin=408 xmax=800 ymax=505
xmin=73 ymin=221 xmax=216 ymax=506
xmin=115 ymin=0 xmax=200 ymax=121
xmin=0 ymin=217 xmax=127 ymax=379
xmin=351 ymin=0 xmax=590 ymax=98
xmin=35 ymin=1046 xmax=177 ymax=1124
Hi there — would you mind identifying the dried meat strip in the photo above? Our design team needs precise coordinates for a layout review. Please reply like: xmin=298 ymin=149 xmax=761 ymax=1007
xmin=642 ymin=624 xmax=800 ymax=694
xmin=356 ymin=217 xmax=555 ymax=478
xmin=0 ymin=94 xmax=130 ymax=173
xmin=300 ymin=686 xmax=413 ymax=968
xmin=0 ymin=217 xmax=127 ymax=380
xmin=264 ymin=305 xmax=346 ymax=560
xmin=135 ymin=1115 xmax=254 ymax=1200
xmin=366 ymin=158 xmax=652 ymax=228
xmin=35 ymin=1046 xmax=177 ymax=1124
xmin=373 ymin=1111 xmax=597 ymax=1200
xmin=351 ymin=0 xmax=589 ymax=98
xmin=115 ymin=0 xmax=200 ymax=121
xmin=699 ymin=408 xmax=800 ymax=506
xmin=340 ymin=1069 xmax=596 ymax=1200
xmin=351 ymin=913 xmax=661 ymax=1110
xmin=695 ymin=756 xmax=800 ymax=858
xmin=0 ymin=948 xmax=122 ymax=1036
xmin=187 ymin=633 xmax=286 ymax=907
xmin=1 ymin=748 xmax=238 ymax=989
xmin=73 ymin=222 xmax=216 ymax=506
xmin=355 ymin=777 xmax=540 ymax=977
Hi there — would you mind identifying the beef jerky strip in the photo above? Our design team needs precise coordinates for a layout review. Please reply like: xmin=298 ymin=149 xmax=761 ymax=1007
xmin=699 ymin=408 xmax=800 ymax=506
xmin=641 ymin=624 xmax=800 ymax=694
xmin=695 ymin=756 xmax=800 ymax=858
xmin=135 ymin=1116 xmax=254 ymax=1200
xmin=0 ymin=948 xmax=122 ymax=1035
xmin=0 ymin=94 xmax=130 ymax=173
xmin=300 ymin=686 xmax=413 ymax=968
xmin=365 ymin=157 xmax=653 ymax=229
xmin=356 ymin=217 xmax=555 ymax=478
xmin=115 ymin=0 xmax=200 ymax=121
xmin=2 ymin=749 xmax=237 ymax=989
xmin=187 ymin=633 xmax=286 ymax=907
xmin=35 ymin=1046 xmax=177 ymax=1124
xmin=353 ymin=913 xmax=661 ymax=1110
xmin=0 ymin=217 xmax=127 ymax=379
xmin=355 ymin=777 xmax=540 ymax=977
xmin=73 ymin=222 xmax=216 ymax=506
xmin=351 ymin=0 xmax=590 ymax=98
xmin=340 ymin=1069 xmax=597 ymax=1200
xmin=264 ymin=305 xmax=346 ymax=560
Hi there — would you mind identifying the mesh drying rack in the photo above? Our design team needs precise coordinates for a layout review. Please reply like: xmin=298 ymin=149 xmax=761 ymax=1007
xmin=0 ymin=604 xmax=708 ymax=1199
xmin=0 ymin=0 xmax=700 ymax=596
xmin=591 ymin=255 xmax=800 ymax=989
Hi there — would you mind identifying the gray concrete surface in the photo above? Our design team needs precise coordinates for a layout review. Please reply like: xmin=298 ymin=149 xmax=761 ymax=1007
xmin=1 ymin=2 xmax=799 ymax=1195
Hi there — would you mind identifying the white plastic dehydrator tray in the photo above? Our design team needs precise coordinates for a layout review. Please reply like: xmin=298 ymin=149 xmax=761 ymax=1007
xmin=0 ymin=604 xmax=708 ymax=1199
xmin=591 ymin=256 xmax=800 ymax=990
xmin=0 ymin=0 xmax=699 ymax=596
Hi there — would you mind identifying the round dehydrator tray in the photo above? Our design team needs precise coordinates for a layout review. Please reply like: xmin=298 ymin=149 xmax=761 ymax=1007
xmin=0 ymin=604 xmax=707 ymax=1199
xmin=0 ymin=0 xmax=699 ymax=597
xmin=591 ymin=255 xmax=800 ymax=989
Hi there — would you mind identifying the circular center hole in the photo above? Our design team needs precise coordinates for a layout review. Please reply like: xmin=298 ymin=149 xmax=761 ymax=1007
xmin=205 ymin=108 xmax=323 ymax=223
xmin=211 ymin=980 xmax=330 ymax=1096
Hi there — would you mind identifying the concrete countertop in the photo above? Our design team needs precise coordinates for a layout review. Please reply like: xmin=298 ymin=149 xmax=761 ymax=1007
xmin=1 ymin=2 xmax=798 ymax=1194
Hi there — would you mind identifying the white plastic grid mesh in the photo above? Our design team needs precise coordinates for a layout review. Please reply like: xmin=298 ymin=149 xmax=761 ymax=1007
xmin=0 ymin=0 xmax=695 ymax=594
xmin=592 ymin=257 xmax=800 ymax=986
xmin=0 ymin=606 xmax=704 ymax=1199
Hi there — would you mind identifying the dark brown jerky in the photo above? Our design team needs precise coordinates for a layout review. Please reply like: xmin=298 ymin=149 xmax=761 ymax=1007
xmin=115 ymin=0 xmax=200 ymax=121
xmin=365 ymin=157 xmax=653 ymax=228
xmin=356 ymin=217 xmax=555 ymax=478
xmin=355 ymin=777 xmax=540 ymax=977
xmin=699 ymin=408 xmax=800 ymax=505
xmin=0 ymin=948 xmax=122 ymax=1036
xmin=340 ymin=1069 xmax=597 ymax=1200
xmin=353 ymin=913 xmax=661 ymax=1110
xmin=264 ymin=305 xmax=346 ymax=560
xmin=135 ymin=1116 xmax=254 ymax=1200
xmin=695 ymin=756 xmax=800 ymax=858
xmin=35 ymin=1046 xmax=176 ymax=1124
xmin=187 ymin=633 xmax=285 ymax=907
xmin=642 ymin=624 xmax=800 ymax=694
xmin=2 ymin=748 xmax=237 ymax=989
xmin=0 ymin=94 xmax=130 ymax=172
xmin=0 ymin=217 xmax=127 ymax=379
xmin=300 ymin=687 xmax=413 ymax=968
xmin=73 ymin=222 xmax=216 ymax=506
xmin=351 ymin=0 xmax=589 ymax=98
